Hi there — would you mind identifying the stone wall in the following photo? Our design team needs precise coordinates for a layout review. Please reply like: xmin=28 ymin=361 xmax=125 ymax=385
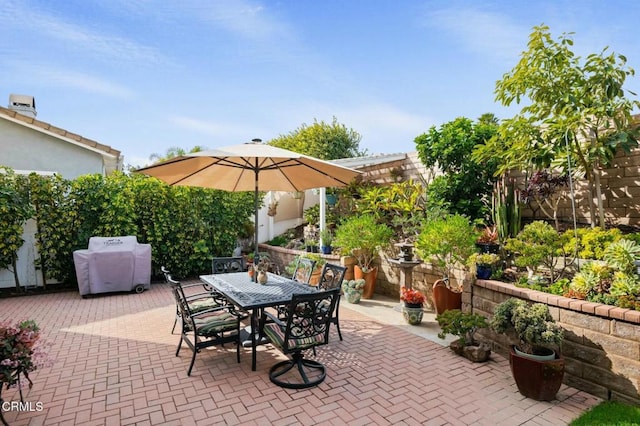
xmin=510 ymin=148 xmax=640 ymax=229
xmin=472 ymin=279 xmax=640 ymax=405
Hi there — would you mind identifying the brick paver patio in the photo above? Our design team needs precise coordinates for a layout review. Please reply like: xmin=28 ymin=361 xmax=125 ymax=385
xmin=0 ymin=280 xmax=600 ymax=425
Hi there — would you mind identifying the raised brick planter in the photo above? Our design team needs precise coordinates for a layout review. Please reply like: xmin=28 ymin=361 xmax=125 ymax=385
xmin=473 ymin=278 xmax=640 ymax=405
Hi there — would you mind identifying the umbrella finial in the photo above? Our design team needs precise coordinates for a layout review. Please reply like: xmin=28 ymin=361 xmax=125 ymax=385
xmin=250 ymin=138 xmax=262 ymax=144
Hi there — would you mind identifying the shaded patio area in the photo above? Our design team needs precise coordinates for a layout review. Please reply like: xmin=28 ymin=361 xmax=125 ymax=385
xmin=0 ymin=280 xmax=600 ymax=425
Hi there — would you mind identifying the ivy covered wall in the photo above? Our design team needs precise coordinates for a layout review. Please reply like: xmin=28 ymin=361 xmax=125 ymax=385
xmin=1 ymin=169 xmax=256 ymax=290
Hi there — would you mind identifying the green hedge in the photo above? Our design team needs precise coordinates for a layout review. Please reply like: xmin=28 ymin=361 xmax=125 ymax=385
xmin=2 ymin=169 xmax=255 ymax=288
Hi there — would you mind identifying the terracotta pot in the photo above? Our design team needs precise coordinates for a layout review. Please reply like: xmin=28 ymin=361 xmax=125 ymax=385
xmin=354 ymin=265 xmax=378 ymax=299
xmin=432 ymin=279 xmax=462 ymax=315
xmin=509 ymin=346 xmax=565 ymax=401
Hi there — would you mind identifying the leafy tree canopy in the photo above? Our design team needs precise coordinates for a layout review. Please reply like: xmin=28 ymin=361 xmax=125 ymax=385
xmin=474 ymin=24 xmax=640 ymax=227
xmin=414 ymin=115 xmax=499 ymax=221
xmin=268 ymin=117 xmax=365 ymax=160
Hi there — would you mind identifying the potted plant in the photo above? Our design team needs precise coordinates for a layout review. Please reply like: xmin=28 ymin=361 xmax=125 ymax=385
xmin=0 ymin=319 xmax=51 ymax=426
xmin=341 ymin=279 xmax=365 ymax=304
xmin=490 ymin=297 xmax=565 ymax=401
xmin=436 ymin=309 xmax=491 ymax=362
xmin=467 ymin=252 xmax=501 ymax=280
xmin=400 ymin=286 xmax=426 ymax=325
xmin=504 ymin=220 xmax=568 ymax=284
xmin=305 ymin=238 xmax=319 ymax=253
xmin=325 ymin=188 xmax=338 ymax=206
xmin=320 ymin=228 xmax=334 ymax=255
xmin=476 ymin=224 xmax=500 ymax=253
xmin=415 ymin=214 xmax=478 ymax=314
xmin=333 ymin=214 xmax=393 ymax=299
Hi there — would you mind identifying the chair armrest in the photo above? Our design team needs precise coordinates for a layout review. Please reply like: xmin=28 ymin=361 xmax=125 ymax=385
xmin=262 ymin=310 xmax=285 ymax=328
xmin=185 ymin=292 xmax=214 ymax=300
xmin=189 ymin=305 xmax=231 ymax=319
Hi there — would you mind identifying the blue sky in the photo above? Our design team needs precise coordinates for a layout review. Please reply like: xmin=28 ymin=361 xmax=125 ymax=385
xmin=2 ymin=0 xmax=639 ymax=168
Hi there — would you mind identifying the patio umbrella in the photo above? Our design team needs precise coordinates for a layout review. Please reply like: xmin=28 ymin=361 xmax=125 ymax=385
xmin=136 ymin=140 xmax=361 ymax=264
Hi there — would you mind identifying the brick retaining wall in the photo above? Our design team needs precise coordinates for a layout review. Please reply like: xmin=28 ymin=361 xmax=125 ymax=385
xmin=472 ymin=279 xmax=640 ymax=405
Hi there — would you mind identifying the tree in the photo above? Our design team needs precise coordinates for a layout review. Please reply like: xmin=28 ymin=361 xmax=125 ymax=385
xmin=414 ymin=116 xmax=499 ymax=221
xmin=476 ymin=25 xmax=640 ymax=227
xmin=268 ymin=117 xmax=365 ymax=160
xmin=149 ymin=145 xmax=206 ymax=164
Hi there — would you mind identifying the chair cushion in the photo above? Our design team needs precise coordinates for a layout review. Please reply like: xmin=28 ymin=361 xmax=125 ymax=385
xmin=263 ymin=323 xmax=324 ymax=351
xmin=189 ymin=299 xmax=219 ymax=313
xmin=194 ymin=311 xmax=238 ymax=336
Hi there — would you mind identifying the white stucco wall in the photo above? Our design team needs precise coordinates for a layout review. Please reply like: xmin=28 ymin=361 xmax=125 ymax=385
xmin=0 ymin=119 xmax=107 ymax=178
xmin=0 ymin=118 xmax=115 ymax=289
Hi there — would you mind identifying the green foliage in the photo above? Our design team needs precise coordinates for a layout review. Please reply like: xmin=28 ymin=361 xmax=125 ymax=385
xmin=479 ymin=24 xmax=640 ymax=227
xmin=602 ymin=239 xmax=640 ymax=274
xmin=319 ymin=228 xmax=333 ymax=246
xmin=467 ymin=253 xmax=500 ymax=269
xmin=28 ymin=173 xmax=77 ymax=283
xmin=505 ymin=221 xmax=568 ymax=282
xmin=562 ymin=227 xmax=622 ymax=260
xmin=356 ymin=180 xmax=426 ymax=243
xmin=333 ymin=215 xmax=393 ymax=271
xmin=303 ymin=204 xmax=320 ymax=226
xmin=490 ymin=298 xmax=564 ymax=354
xmin=436 ymin=309 xmax=488 ymax=346
xmin=0 ymin=168 xmax=34 ymax=290
xmin=268 ymin=235 xmax=289 ymax=247
xmin=570 ymin=401 xmax=640 ymax=426
xmin=0 ymin=167 xmax=256 ymax=285
xmin=415 ymin=116 xmax=499 ymax=221
xmin=415 ymin=214 xmax=478 ymax=281
xmin=568 ymin=261 xmax=613 ymax=298
xmin=492 ymin=176 xmax=521 ymax=243
xmin=268 ymin=116 xmax=365 ymax=160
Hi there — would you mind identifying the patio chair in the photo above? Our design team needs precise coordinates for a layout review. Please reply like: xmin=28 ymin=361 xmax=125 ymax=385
xmin=162 ymin=266 xmax=224 ymax=334
xmin=212 ymin=256 xmax=246 ymax=274
xmin=273 ymin=256 xmax=317 ymax=320
xmin=317 ymin=263 xmax=347 ymax=341
xmin=291 ymin=257 xmax=316 ymax=283
xmin=260 ymin=288 xmax=339 ymax=389
xmin=169 ymin=276 xmax=242 ymax=376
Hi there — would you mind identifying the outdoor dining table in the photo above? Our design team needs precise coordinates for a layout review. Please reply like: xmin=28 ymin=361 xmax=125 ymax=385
xmin=200 ymin=272 xmax=317 ymax=371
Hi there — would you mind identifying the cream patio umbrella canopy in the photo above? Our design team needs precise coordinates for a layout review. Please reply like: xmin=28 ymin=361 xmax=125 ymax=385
xmin=136 ymin=141 xmax=361 ymax=262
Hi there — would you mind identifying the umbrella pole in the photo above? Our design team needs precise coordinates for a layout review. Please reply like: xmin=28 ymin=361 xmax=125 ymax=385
xmin=253 ymin=168 xmax=259 ymax=281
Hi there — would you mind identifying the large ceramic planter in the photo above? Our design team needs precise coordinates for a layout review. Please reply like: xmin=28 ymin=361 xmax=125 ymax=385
xmin=509 ymin=346 xmax=565 ymax=401
xmin=402 ymin=303 xmax=424 ymax=325
xmin=354 ymin=265 xmax=378 ymax=299
xmin=432 ymin=279 xmax=462 ymax=315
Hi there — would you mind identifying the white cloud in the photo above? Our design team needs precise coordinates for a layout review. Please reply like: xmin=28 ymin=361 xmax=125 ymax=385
xmin=1 ymin=0 xmax=164 ymax=66
xmin=425 ymin=7 xmax=527 ymax=64
xmin=36 ymin=69 xmax=134 ymax=99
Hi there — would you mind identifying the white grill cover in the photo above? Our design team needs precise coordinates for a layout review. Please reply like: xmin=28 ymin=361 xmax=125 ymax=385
xmin=73 ymin=236 xmax=151 ymax=296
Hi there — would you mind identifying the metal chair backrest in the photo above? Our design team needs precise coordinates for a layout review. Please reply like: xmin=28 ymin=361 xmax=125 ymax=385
xmin=212 ymin=256 xmax=246 ymax=274
xmin=317 ymin=263 xmax=347 ymax=291
xmin=167 ymin=277 xmax=195 ymax=327
xmin=280 ymin=288 xmax=339 ymax=354
xmin=292 ymin=257 xmax=316 ymax=283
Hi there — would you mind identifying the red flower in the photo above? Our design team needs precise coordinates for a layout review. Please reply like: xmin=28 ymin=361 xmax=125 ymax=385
xmin=400 ymin=287 xmax=426 ymax=305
